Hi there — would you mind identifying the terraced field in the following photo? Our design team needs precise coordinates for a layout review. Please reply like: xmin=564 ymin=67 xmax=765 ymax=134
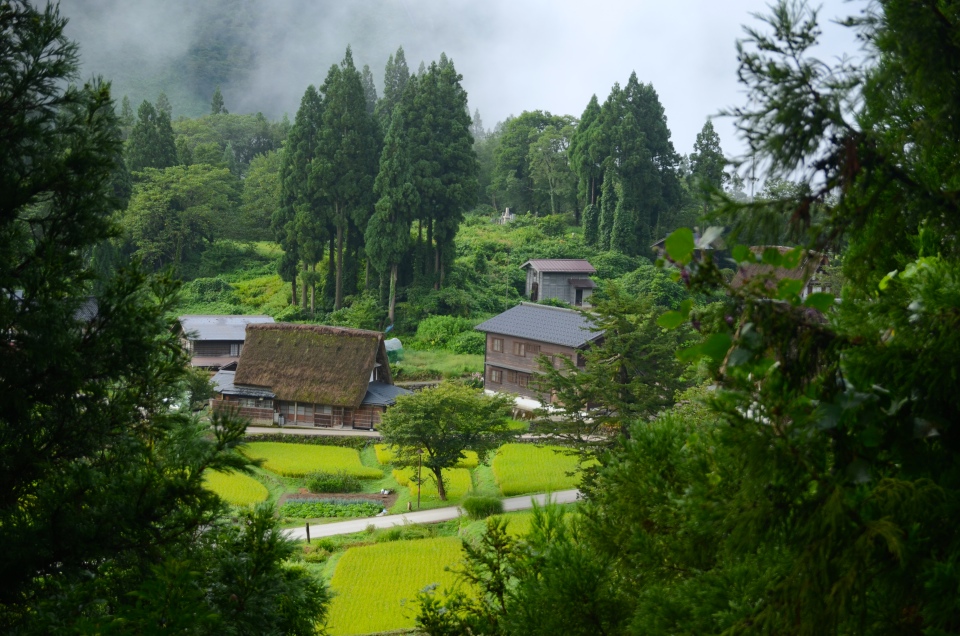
xmin=203 ymin=469 xmax=269 ymax=506
xmin=326 ymin=537 xmax=463 ymax=635
xmin=492 ymin=443 xmax=596 ymax=496
xmin=241 ymin=442 xmax=383 ymax=478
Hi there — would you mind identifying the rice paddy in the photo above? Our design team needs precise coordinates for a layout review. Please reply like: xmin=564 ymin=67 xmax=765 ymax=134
xmin=392 ymin=466 xmax=473 ymax=500
xmin=203 ymin=469 xmax=269 ymax=506
xmin=241 ymin=442 xmax=383 ymax=479
xmin=326 ymin=537 xmax=463 ymax=636
xmin=492 ymin=444 xmax=595 ymax=496
xmin=375 ymin=443 xmax=479 ymax=468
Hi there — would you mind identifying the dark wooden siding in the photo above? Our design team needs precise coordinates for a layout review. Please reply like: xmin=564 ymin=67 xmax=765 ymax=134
xmin=484 ymin=333 xmax=579 ymax=399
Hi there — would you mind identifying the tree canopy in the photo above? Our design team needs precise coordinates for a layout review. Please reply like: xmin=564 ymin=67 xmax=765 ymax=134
xmin=0 ymin=3 xmax=328 ymax=631
xmin=378 ymin=382 xmax=515 ymax=500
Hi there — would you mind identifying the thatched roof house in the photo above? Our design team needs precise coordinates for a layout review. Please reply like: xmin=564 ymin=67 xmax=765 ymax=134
xmin=730 ymin=246 xmax=830 ymax=299
xmin=213 ymin=323 xmax=409 ymax=429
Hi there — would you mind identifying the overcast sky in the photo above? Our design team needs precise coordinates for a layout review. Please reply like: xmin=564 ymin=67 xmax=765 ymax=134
xmin=62 ymin=0 xmax=867 ymax=162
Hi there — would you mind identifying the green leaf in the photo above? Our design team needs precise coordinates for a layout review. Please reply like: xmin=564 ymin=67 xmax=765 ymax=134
xmin=679 ymin=298 xmax=693 ymax=318
xmin=860 ymin=428 xmax=882 ymax=448
xmin=732 ymin=245 xmax=751 ymax=263
xmin=878 ymin=269 xmax=898 ymax=290
xmin=701 ymin=333 xmax=732 ymax=361
xmin=776 ymin=278 xmax=805 ymax=300
xmin=657 ymin=311 xmax=685 ymax=329
xmin=803 ymin=292 xmax=835 ymax=311
xmin=781 ymin=247 xmax=803 ymax=269
xmin=761 ymin=247 xmax=784 ymax=267
xmin=676 ymin=343 xmax=704 ymax=363
xmin=664 ymin=228 xmax=695 ymax=265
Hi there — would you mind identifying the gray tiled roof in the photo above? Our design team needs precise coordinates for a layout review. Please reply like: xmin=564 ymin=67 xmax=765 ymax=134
xmin=520 ymin=259 xmax=596 ymax=273
xmin=211 ymin=370 xmax=276 ymax=399
xmin=362 ymin=382 xmax=411 ymax=407
xmin=179 ymin=315 xmax=275 ymax=341
xmin=474 ymin=303 xmax=601 ymax=348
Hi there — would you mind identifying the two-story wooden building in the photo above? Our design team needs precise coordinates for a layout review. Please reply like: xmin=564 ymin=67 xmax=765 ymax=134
xmin=475 ymin=303 xmax=601 ymax=402
xmin=210 ymin=323 xmax=410 ymax=429
xmin=178 ymin=315 xmax=275 ymax=369
xmin=520 ymin=259 xmax=597 ymax=306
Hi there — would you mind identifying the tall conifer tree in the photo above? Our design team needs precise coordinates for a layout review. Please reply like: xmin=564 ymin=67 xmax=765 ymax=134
xmin=314 ymin=46 xmax=380 ymax=309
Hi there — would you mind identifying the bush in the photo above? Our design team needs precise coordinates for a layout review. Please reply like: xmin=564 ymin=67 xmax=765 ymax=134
xmin=307 ymin=471 xmax=363 ymax=493
xmin=414 ymin=315 xmax=475 ymax=349
xmin=449 ymin=330 xmax=486 ymax=355
xmin=461 ymin=496 xmax=504 ymax=519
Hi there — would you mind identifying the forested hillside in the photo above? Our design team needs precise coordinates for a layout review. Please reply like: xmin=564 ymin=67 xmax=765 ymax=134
xmin=93 ymin=37 xmax=739 ymax=338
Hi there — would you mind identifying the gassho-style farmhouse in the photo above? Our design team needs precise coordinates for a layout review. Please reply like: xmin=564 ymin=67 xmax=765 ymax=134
xmin=210 ymin=323 xmax=410 ymax=430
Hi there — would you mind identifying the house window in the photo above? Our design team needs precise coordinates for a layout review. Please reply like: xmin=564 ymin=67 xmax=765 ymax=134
xmin=239 ymin=398 xmax=257 ymax=408
xmin=230 ymin=343 xmax=241 ymax=356
xmin=513 ymin=342 xmax=538 ymax=357
xmin=518 ymin=374 xmax=530 ymax=388
xmin=489 ymin=368 xmax=502 ymax=384
xmin=318 ymin=405 xmax=332 ymax=414
xmin=507 ymin=370 xmax=517 ymax=383
xmin=492 ymin=338 xmax=503 ymax=353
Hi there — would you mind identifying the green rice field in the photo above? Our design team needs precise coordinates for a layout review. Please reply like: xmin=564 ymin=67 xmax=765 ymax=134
xmin=240 ymin=442 xmax=383 ymax=479
xmin=326 ymin=537 xmax=463 ymax=635
xmin=392 ymin=466 xmax=473 ymax=500
xmin=375 ymin=444 xmax=479 ymax=468
xmin=203 ymin=470 xmax=269 ymax=506
xmin=492 ymin=444 xmax=595 ymax=496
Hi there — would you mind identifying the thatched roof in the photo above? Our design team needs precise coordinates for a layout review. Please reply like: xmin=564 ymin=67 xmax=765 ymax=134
xmin=730 ymin=246 xmax=828 ymax=291
xmin=234 ymin=324 xmax=392 ymax=408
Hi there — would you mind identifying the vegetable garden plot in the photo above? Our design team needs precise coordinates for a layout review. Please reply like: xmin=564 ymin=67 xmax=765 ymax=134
xmin=241 ymin=442 xmax=382 ymax=478
xmin=327 ymin=537 xmax=462 ymax=635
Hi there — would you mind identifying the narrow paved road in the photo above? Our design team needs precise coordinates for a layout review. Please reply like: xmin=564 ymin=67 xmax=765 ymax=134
xmin=283 ymin=489 xmax=581 ymax=540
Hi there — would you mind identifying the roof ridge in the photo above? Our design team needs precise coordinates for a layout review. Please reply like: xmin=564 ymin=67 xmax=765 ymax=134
xmin=519 ymin=301 xmax=597 ymax=316
xmin=246 ymin=323 xmax=383 ymax=338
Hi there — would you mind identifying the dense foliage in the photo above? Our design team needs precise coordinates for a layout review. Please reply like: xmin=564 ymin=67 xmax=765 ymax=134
xmin=0 ymin=3 xmax=328 ymax=632
xmin=417 ymin=1 xmax=960 ymax=634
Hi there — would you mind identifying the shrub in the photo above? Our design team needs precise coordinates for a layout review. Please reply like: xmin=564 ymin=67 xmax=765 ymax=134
xmin=449 ymin=330 xmax=485 ymax=355
xmin=461 ymin=496 xmax=504 ymax=520
xmin=307 ymin=471 xmax=363 ymax=493
xmin=414 ymin=315 xmax=475 ymax=349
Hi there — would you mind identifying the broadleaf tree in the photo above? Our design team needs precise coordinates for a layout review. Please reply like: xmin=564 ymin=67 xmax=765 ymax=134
xmin=378 ymin=382 xmax=516 ymax=500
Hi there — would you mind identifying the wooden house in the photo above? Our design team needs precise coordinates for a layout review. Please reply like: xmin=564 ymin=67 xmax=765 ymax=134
xmin=475 ymin=303 xmax=602 ymax=402
xmin=520 ymin=259 xmax=597 ymax=306
xmin=210 ymin=323 xmax=409 ymax=430
xmin=178 ymin=315 xmax=275 ymax=369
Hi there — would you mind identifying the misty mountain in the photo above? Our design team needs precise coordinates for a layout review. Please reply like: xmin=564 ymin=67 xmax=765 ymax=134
xmin=60 ymin=0 xmax=494 ymax=120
